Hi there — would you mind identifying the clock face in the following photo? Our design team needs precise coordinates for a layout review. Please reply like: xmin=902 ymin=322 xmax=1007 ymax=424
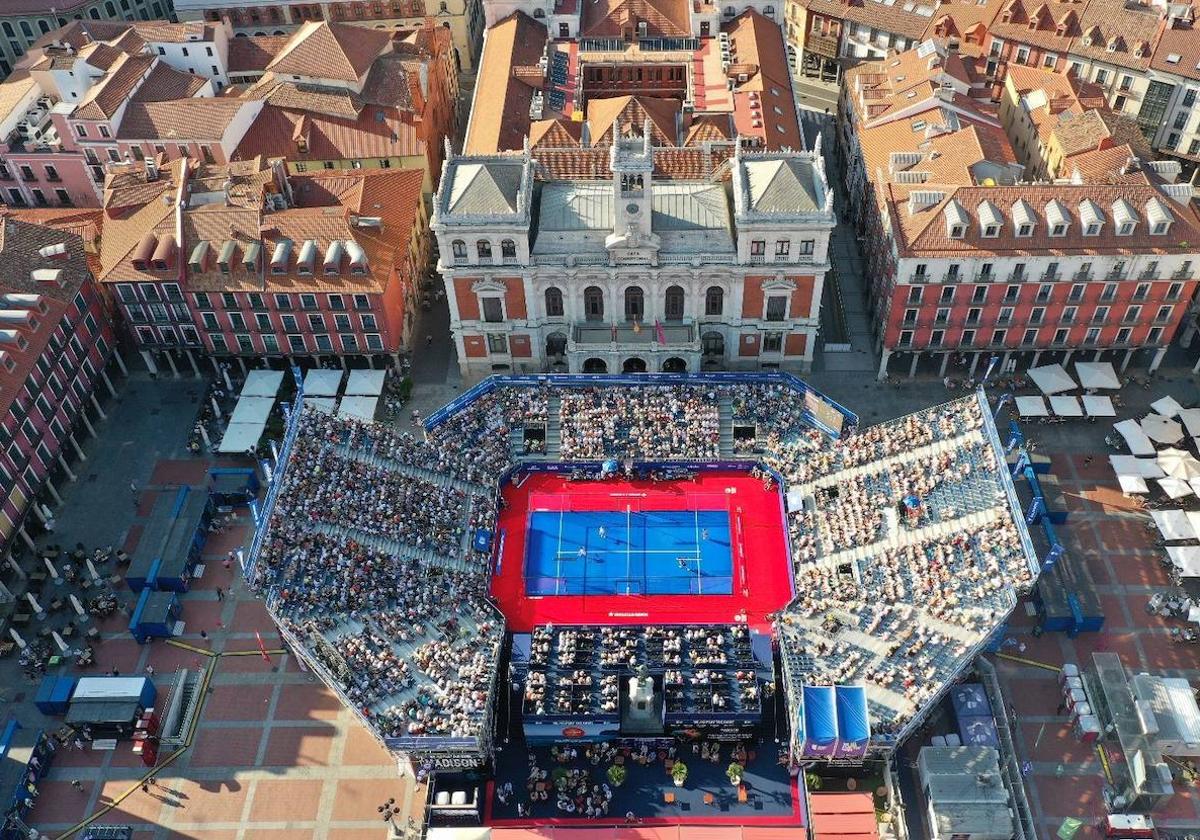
xmin=626 ymin=203 xmax=640 ymax=215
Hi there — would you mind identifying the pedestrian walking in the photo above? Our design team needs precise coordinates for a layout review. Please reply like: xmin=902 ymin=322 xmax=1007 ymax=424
xmin=200 ymin=630 xmax=208 ymax=640
xmin=1056 ymin=699 xmax=1067 ymax=715
xmin=426 ymin=334 xmax=433 ymax=347
xmin=148 ymin=776 xmax=158 ymax=787
xmin=1083 ymin=455 xmax=1094 ymax=468
xmin=71 ymin=780 xmax=83 ymax=791
xmin=142 ymin=781 xmax=150 ymax=794
xmin=145 ymin=665 xmax=155 ymax=677
xmin=223 ymin=552 xmax=233 ymax=570
xmin=130 ymin=480 xmax=138 ymax=496
xmin=216 ymin=587 xmax=224 ymax=601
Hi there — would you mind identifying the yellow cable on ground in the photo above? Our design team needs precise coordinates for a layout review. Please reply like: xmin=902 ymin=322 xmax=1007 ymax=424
xmin=995 ymin=652 xmax=1062 ymax=672
xmin=163 ymin=639 xmax=217 ymax=657
xmin=1096 ymin=744 xmax=1113 ymax=784
xmin=53 ymin=644 xmax=229 ymax=839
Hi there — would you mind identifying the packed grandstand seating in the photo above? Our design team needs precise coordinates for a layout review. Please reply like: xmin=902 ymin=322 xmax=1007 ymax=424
xmin=252 ymin=378 xmax=1036 ymax=753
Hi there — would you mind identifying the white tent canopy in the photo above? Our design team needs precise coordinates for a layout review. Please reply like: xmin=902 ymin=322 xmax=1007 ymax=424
xmin=1029 ymin=363 xmax=1077 ymax=394
xmin=1152 ymin=510 xmax=1197 ymax=542
xmin=1117 ymin=474 xmax=1149 ymax=494
xmin=1159 ymin=448 xmax=1200 ymax=480
xmin=345 ymin=369 xmax=386 ymax=396
xmin=303 ymin=369 xmax=344 ymax=397
xmin=242 ymin=370 xmax=284 ymax=398
xmin=1168 ymin=546 xmax=1200 ymax=578
xmin=1109 ymin=455 xmax=1165 ymax=478
xmin=1143 ymin=414 xmax=1185 ymax=445
xmin=1049 ymin=396 xmax=1083 ymax=417
xmin=218 ymin=421 xmax=265 ymax=454
xmin=1159 ymin=477 xmax=1195 ymax=499
xmin=1179 ymin=409 xmax=1200 ymax=436
xmin=1152 ymin=396 xmax=1185 ymax=418
xmin=1114 ymin=419 xmax=1157 ymax=456
xmin=1082 ymin=396 xmax=1116 ymax=417
xmin=229 ymin=396 xmax=274 ymax=426
xmin=1075 ymin=361 xmax=1121 ymax=390
xmin=306 ymin=397 xmax=337 ymax=414
xmin=338 ymin=395 xmax=379 ymax=422
xmin=1016 ymin=396 xmax=1049 ymax=417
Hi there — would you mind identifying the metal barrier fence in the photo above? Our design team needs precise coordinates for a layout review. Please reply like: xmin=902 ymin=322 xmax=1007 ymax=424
xmin=423 ymin=371 xmax=859 ymax=440
xmin=241 ymin=366 xmax=304 ymax=587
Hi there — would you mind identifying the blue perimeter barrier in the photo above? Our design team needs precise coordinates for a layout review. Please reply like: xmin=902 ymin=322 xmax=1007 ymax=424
xmin=423 ymin=372 xmax=859 ymax=440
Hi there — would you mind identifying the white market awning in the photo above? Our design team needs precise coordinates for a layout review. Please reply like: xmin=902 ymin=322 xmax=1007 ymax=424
xmin=1114 ymin=419 xmax=1158 ymax=456
xmin=1109 ymin=455 xmax=1165 ymax=478
xmin=1159 ymin=448 xmax=1200 ymax=480
xmin=1075 ymin=361 xmax=1121 ymax=390
xmin=217 ymin=421 xmax=265 ymax=454
xmin=1168 ymin=546 xmax=1200 ymax=577
xmin=228 ymin=396 xmax=274 ymax=426
xmin=1152 ymin=510 xmax=1197 ymax=542
xmin=1143 ymin=414 xmax=1185 ymax=445
xmin=1180 ymin=409 xmax=1200 ymax=436
xmin=1049 ymin=396 xmax=1083 ymax=417
xmin=306 ymin=397 xmax=337 ymax=414
xmin=1029 ymin=363 xmax=1077 ymax=395
xmin=1015 ymin=396 xmax=1049 ymax=417
xmin=345 ymin=369 xmax=386 ymax=396
xmin=1117 ymin=474 xmax=1149 ymax=494
xmin=242 ymin=370 xmax=284 ymax=398
xmin=1082 ymin=396 xmax=1116 ymax=417
xmin=338 ymin=395 xmax=379 ymax=422
xmin=1159 ymin=477 xmax=1195 ymax=499
xmin=1152 ymin=396 xmax=1185 ymax=418
xmin=303 ymin=369 xmax=344 ymax=397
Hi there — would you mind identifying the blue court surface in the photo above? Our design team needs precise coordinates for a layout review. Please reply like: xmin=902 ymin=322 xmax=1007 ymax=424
xmin=525 ymin=509 xmax=733 ymax=595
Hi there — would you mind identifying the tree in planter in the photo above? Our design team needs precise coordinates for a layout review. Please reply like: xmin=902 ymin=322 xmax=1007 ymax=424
xmin=671 ymin=761 xmax=688 ymax=787
xmin=607 ymin=764 xmax=627 ymax=787
xmin=805 ymin=772 xmax=823 ymax=791
xmin=726 ymin=762 xmax=744 ymax=786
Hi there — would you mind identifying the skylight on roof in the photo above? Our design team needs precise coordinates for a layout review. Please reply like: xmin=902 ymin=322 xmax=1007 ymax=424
xmin=1167 ymin=52 xmax=1182 ymax=63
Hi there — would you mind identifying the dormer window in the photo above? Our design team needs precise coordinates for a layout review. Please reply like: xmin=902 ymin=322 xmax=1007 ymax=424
xmin=950 ymin=224 xmax=965 ymax=238
xmin=1153 ymin=221 xmax=1169 ymax=235
xmin=1085 ymin=223 xmax=1101 ymax=236
xmin=983 ymin=224 xmax=999 ymax=237
xmin=1051 ymin=223 xmax=1066 ymax=236
xmin=1017 ymin=223 xmax=1032 ymax=237
xmin=1118 ymin=222 xmax=1134 ymax=235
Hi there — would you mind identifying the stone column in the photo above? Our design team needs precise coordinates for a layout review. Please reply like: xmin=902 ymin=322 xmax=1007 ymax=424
xmin=1150 ymin=346 xmax=1168 ymax=373
xmin=186 ymin=349 xmax=201 ymax=376
xmin=101 ymin=369 xmax=118 ymax=398
xmin=938 ymin=352 xmax=950 ymax=377
xmin=908 ymin=352 xmax=919 ymax=379
xmin=44 ymin=479 xmax=63 ymax=505
xmin=89 ymin=394 xmax=107 ymax=421
xmin=140 ymin=349 xmax=158 ymax=376
xmin=69 ymin=434 xmax=86 ymax=462
xmin=57 ymin=453 xmax=76 ymax=482
xmin=1120 ymin=348 xmax=1134 ymax=373
xmin=112 ymin=351 xmax=129 ymax=376
xmin=164 ymin=350 xmax=180 ymax=378
xmin=80 ymin=412 xmax=97 ymax=439
xmin=876 ymin=349 xmax=892 ymax=381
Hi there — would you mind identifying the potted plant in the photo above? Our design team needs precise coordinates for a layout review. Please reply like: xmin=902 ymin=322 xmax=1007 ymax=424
xmin=726 ymin=762 xmax=744 ymax=786
xmin=671 ymin=761 xmax=688 ymax=787
xmin=607 ymin=764 xmax=627 ymax=787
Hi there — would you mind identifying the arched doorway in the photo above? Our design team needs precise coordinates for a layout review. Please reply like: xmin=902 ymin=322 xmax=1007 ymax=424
xmin=582 ymin=357 xmax=608 ymax=373
xmin=701 ymin=331 xmax=725 ymax=371
xmin=661 ymin=357 xmax=687 ymax=372
xmin=545 ymin=332 xmax=567 ymax=358
xmin=622 ymin=357 xmax=647 ymax=373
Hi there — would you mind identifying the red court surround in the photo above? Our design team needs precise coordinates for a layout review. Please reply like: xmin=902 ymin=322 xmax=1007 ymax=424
xmin=491 ymin=470 xmax=793 ymax=632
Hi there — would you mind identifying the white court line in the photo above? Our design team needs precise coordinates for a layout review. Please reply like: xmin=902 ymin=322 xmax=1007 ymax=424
xmin=555 ymin=507 xmax=565 ymax=596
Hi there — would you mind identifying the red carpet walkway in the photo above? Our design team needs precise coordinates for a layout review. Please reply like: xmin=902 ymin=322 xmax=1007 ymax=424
xmin=491 ymin=470 xmax=794 ymax=632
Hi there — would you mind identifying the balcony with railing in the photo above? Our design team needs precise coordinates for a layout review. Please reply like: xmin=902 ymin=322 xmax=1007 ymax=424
xmin=571 ymin=319 xmax=698 ymax=350
xmin=1072 ymin=270 xmax=1093 ymax=282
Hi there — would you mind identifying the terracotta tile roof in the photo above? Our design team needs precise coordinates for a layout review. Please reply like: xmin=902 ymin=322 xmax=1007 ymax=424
xmin=97 ymin=171 xmax=180 ymax=283
xmin=924 ymin=0 xmax=1005 ymax=45
xmin=845 ymin=44 xmax=996 ymax=130
xmin=361 ymin=54 xmax=419 ymax=112
xmin=233 ymin=103 xmax=426 ymax=163
xmin=588 ymin=95 xmax=680 ymax=145
xmin=1069 ymin=0 xmax=1163 ymax=70
xmin=115 ymin=98 xmax=253 ymax=141
xmin=1150 ymin=20 xmax=1200 ymax=80
xmin=463 ymin=12 xmax=547 ymax=154
xmin=798 ymin=0 xmax=935 ymax=40
xmin=128 ymin=21 xmax=216 ymax=44
xmin=1062 ymin=141 xmax=1155 ymax=182
xmin=528 ymin=118 xmax=583 ymax=148
xmin=267 ymin=21 xmax=392 ymax=83
xmin=723 ymin=10 xmax=803 ymax=151
xmin=580 ymin=0 xmax=691 ymax=37
xmin=0 ymin=72 xmax=38 ymax=125
xmin=73 ymin=53 xmax=156 ymax=121
xmin=247 ymin=78 xmax=365 ymax=120
xmin=227 ymin=35 xmax=292 ymax=74
xmin=132 ymin=62 xmax=210 ymax=102
xmin=684 ymin=114 xmax=732 ymax=145
xmin=886 ymin=181 xmax=1200 ymax=258
xmin=1053 ymin=107 xmax=1150 ymax=157
xmin=989 ymin=0 xmax=1082 ymax=53
xmin=78 ymin=42 xmax=125 ymax=71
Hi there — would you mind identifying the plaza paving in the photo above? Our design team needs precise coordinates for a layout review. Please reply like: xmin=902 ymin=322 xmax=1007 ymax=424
xmin=15 ymin=353 xmax=1200 ymax=840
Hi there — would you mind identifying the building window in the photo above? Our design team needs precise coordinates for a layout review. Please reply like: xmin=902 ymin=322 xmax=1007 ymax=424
xmin=664 ymin=286 xmax=685 ymax=320
xmin=750 ymin=240 xmax=766 ymax=256
xmin=765 ymin=296 xmax=787 ymax=322
xmin=763 ymin=332 xmax=783 ymax=353
xmin=705 ymin=286 xmax=723 ymax=317
xmin=584 ymin=286 xmax=604 ymax=321
xmin=451 ymin=239 xmax=466 ymax=262
xmin=501 ymin=239 xmax=517 ymax=261
xmin=544 ymin=287 xmax=563 ymax=318
xmin=624 ymin=286 xmax=644 ymax=322
xmin=991 ymin=329 xmax=1007 ymax=346
xmin=481 ymin=297 xmax=503 ymax=323
xmin=487 ymin=333 xmax=508 ymax=355
xmin=476 ymin=240 xmax=492 ymax=261
xmin=775 ymin=240 xmax=790 ymax=257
